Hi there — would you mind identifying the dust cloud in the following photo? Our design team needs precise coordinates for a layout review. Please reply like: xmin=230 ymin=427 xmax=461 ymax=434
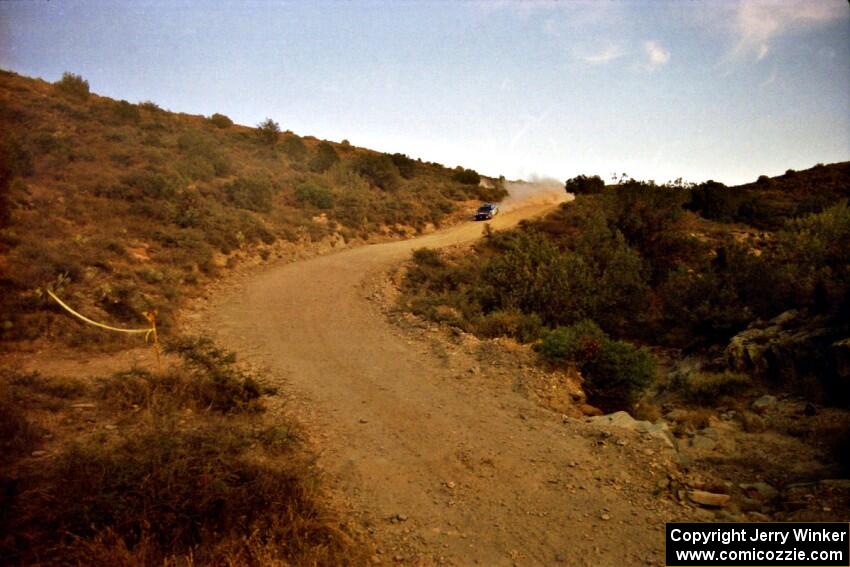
xmin=499 ymin=177 xmax=572 ymax=212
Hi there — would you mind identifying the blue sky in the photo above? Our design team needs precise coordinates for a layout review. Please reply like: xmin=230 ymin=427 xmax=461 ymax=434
xmin=1 ymin=0 xmax=847 ymax=184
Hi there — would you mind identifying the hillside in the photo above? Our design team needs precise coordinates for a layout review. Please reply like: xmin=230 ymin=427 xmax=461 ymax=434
xmin=688 ymin=161 xmax=850 ymax=229
xmin=0 ymin=69 xmax=506 ymax=347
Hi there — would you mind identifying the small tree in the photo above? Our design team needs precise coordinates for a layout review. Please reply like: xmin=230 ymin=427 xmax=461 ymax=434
xmin=54 ymin=72 xmax=90 ymax=100
xmin=256 ymin=118 xmax=280 ymax=146
xmin=565 ymin=174 xmax=604 ymax=195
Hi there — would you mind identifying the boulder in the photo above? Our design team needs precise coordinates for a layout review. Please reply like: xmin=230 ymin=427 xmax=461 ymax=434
xmin=725 ymin=310 xmax=840 ymax=385
xmin=587 ymin=411 xmax=676 ymax=449
xmin=689 ymin=435 xmax=717 ymax=451
xmin=751 ymin=395 xmax=777 ymax=414
xmin=688 ymin=490 xmax=731 ymax=508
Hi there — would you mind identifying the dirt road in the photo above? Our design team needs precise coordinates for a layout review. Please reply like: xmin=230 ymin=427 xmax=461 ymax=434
xmin=208 ymin=203 xmax=685 ymax=566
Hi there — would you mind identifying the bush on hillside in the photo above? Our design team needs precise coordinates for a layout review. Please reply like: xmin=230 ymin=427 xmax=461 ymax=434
xmin=390 ymin=153 xmax=416 ymax=179
xmin=478 ymin=231 xmax=585 ymax=325
xmin=601 ymin=181 xmax=693 ymax=282
xmin=686 ymin=180 xmax=742 ymax=221
xmin=281 ymin=135 xmax=307 ymax=163
xmin=176 ymin=130 xmax=232 ymax=179
xmin=256 ymin=118 xmax=280 ymax=145
xmin=294 ymin=181 xmax=334 ymax=209
xmin=565 ymin=174 xmax=604 ymax=195
xmin=53 ymin=72 xmax=90 ymax=100
xmin=308 ymin=141 xmax=340 ymax=173
xmin=0 ymin=136 xmax=33 ymax=228
xmin=538 ymin=320 xmax=606 ymax=363
xmin=111 ymin=100 xmax=140 ymax=124
xmin=539 ymin=320 xmax=656 ymax=410
xmin=224 ymin=176 xmax=275 ymax=212
xmin=584 ymin=339 xmax=656 ymax=410
xmin=118 ymin=170 xmax=181 ymax=200
xmin=775 ymin=201 xmax=850 ymax=316
xmin=453 ymin=168 xmax=480 ymax=185
xmin=138 ymin=100 xmax=162 ymax=112
xmin=209 ymin=112 xmax=233 ymax=129
xmin=352 ymin=153 xmax=401 ymax=191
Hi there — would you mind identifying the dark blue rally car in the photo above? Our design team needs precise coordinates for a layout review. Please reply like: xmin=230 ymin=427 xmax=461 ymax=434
xmin=475 ymin=203 xmax=499 ymax=220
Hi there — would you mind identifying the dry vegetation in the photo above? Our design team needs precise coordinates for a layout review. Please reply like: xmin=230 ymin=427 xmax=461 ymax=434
xmin=0 ymin=336 xmax=370 ymax=566
xmin=0 ymin=68 xmax=509 ymax=565
xmin=0 ymin=69 xmax=506 ymax=347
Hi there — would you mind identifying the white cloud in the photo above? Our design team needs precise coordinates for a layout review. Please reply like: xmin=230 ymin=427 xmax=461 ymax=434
xmin=581 ymin=44 xmax=625 ymax=65
xmin=642 ymin=40 xmax=670 ymax=69
xmin=732 ymin=0 xmax=847 ymax=60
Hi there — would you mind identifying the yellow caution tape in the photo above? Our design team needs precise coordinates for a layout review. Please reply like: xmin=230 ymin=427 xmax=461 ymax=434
xmin=47 ymin=289 xmax=162 ymax=373
xmin=46 ymin=290 xmax=150 ymax=334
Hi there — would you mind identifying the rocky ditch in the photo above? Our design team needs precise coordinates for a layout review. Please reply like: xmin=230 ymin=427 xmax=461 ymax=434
xmin=579 ymin=396 xmax=850 ymax=523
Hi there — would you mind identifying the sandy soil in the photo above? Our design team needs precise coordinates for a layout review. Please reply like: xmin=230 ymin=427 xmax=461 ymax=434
xmin=191 ymin=199 xmax=704 ymax=566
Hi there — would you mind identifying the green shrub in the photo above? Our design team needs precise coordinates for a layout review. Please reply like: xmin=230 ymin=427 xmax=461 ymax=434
xmin=538 ymin=320 xmax=607 ymax=364
xmin=538 ymin=320 xmax=655 ymax=410
xmin=118 ymin=170 xmax=180 ymax=200
xmin=176 ymin=130 xmax=231 ymax=178
xmin=176 ymin=155 xmax=215 ymax=181
xmin=600 ymin=181 xmax=692 ymax=282
xmin=686 ymin=180 xmax=742 ymax=221
xmin=53 ymin=72 xmax=90 ymax=100
xmin=352 ymin=153 xmax=401 ymax=191
xmin=565 ymin=174 xmax=604 ymax=195
xmin=453 ymin=168 xmax=480 ymax=185
xmin=209 ymin=112 xmax=233 ymax=128
xmin=775 ymin=201 xmax=850 ymax=315
xmin=308 ymin=141 xmax=339 ymax=173
xmin=294 ymin=181 xmax=334 ymax=209
xmin=223 ymin=176 xmax=274 ymax=212
xmin=281 ymin=134 xmax=307 ymax=162
xmin=478 ymin=231 xmax=599 ymax=327
xmin=584 ymin=339 xmax=656 ymax=410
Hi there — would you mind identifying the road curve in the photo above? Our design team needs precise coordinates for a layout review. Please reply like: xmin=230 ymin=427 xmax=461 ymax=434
xmin=208 ymin=201 xmax=675 ymax=566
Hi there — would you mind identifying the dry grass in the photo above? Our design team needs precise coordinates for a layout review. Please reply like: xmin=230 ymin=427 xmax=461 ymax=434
xmin=0 ymin=337 xmax=370 ymax=566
